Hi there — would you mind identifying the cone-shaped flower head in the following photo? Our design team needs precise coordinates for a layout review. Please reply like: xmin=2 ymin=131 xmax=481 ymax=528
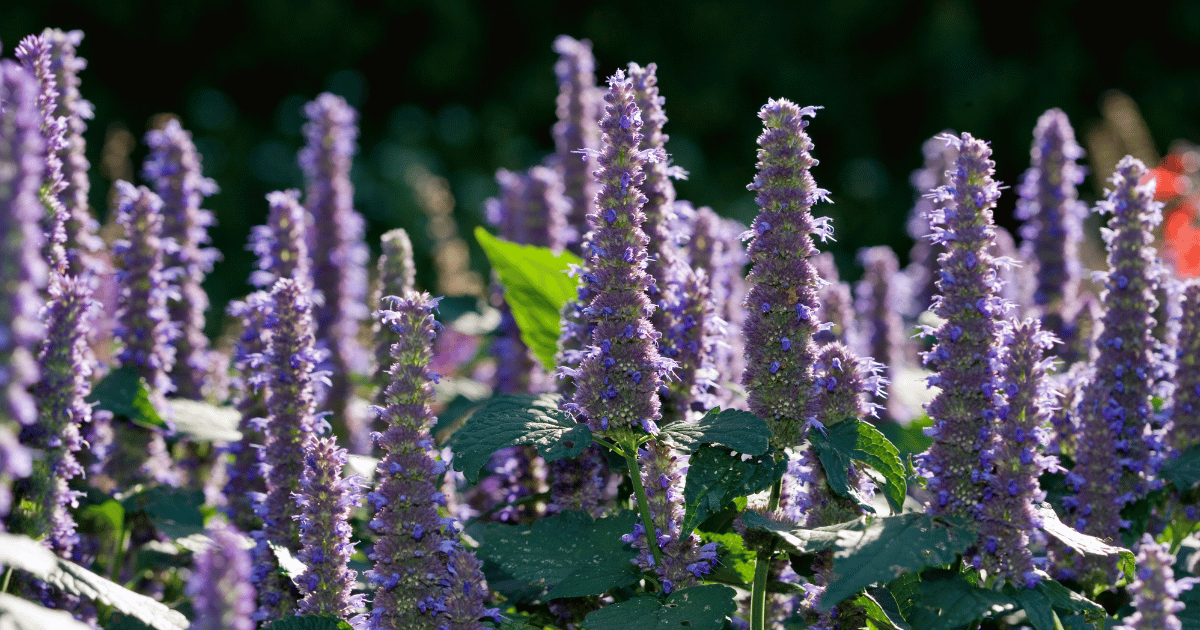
xmin=294 ymin=436 xmax=365 ymax=620
xmin=43 ymin=29 xmax=100 ymax=281
xmin=552 ymin=35 xmax=601 ymax=254
xmin=565 ymin=68 xmax=672 ymax=439
xmin=1113 ymin=535 xmax=1189 ymax=630
xmin=1016 ymin=109 xmax=1087 ymax=345
xmin=978 ymin=319 xmax=1060 ymax=588
xmin=1172 ymin=280 xmax=1200 ymax=451
xmin=742 ymin=99 xmax=832 ymax=448
xmin=916 ymin=132 xmax=1007 ymax=521
xmin=188 ymin=522 xmax=256 ymax=630
xmin=299 ymin=92 xmax=370 ymax=453
xmin=1065 ymin=156 xmax=1166 ymax=584
xmin=373 ymin=227 xmax=416 ymax=405
xmin=368 ymin=292 xmax=490 ymax=630
xmin=144 ymin=119 xmax=222 ymax=401
xmin=32 ymin=274 xmax=96 ymax=557
xmin=15 ymin=34 xmax=69 ymax=277
xmin=250 ymin=189 xmax=310 ymax=289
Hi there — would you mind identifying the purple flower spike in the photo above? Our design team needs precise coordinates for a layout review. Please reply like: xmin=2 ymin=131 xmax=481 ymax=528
xmin=568 ymin=69 xmax=671 ymax=439
xmin=1172 ymin=280 xmax=1200 ymax=451
xmin=373 ymin=228 xmax=417 ymax=408
xmin=250 ymin=189 xmax=310 ymax=289
xmin=32 ymin=274 xmax=96 ymax=557
xmin=660 ymin=262 xmax=720 ymax=420
xmin=855 ymin=245 xmax=910 ymax=422
xmin=1016 ymin=109 xmax=1087 ymax=347
xmin=189 ymin=522 xmax=256 ymax=630
xmin=295 ymin=436 xmax=365 ymax=619
xmin=299 ymin=92 xmax=371 ymax=454
xmin=43 ymin=29 xmax=101 ymax=281
xmin=222 ymin=292 xmax=272 ymax=533
xmin=552 ymin=35 xmax=602 ymax=255
xmin=742 ymin=99 xmax=830 ymax=448
xmin=144 ymin=119 xmax=223 ymax=401
xmin=690 ymin=206 xmax=749 ymax=409
xmin=979 ymin=319 xmax=1059 ymax=588
xmin=916 ymin=132 xmax=1007 ymax=521
xmin=1113 ymin=535 xmax=1189 ymax=630
xmin=370 ymin=292 xmax=489 ymax=630
xmin=15 ymin=35 xmax=69 ymax=277
xmin=1064 ymin=156 xmax=1166 ymax=585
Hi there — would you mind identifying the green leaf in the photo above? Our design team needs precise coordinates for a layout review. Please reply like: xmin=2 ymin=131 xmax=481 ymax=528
xmin=821 ymin=513 xmax=976 ymax=610
xmin=809 ymin=419 xmax=906 ymax=513
xmin=262 ymin=616 xmax=355 ymax=630
xmin=876 ymin=415 xmax=933 ymax=459
xmin=480 ymin=510 xmax=640 ymax=600
xmin=0 ymin=593 xmax=91 ymax=630
xmin=905 ymin=574 xmax=1019 ymax=630
xmin=1164 ymin=446 xmax=1200 ymax=491
xmin=450 ymin=393 xmax=591 ymax=483
xmin=739 ymin=511 xmax=857 ymax=556
xmin=659 ymin=407 xmax=771 ymax=456
xmin=680 ymin=447 xmax=784 ymax=538
xmin=1007 ymin=584 xmax=1055 ymax=630
xmin=581 ymin=584 xmax=738 ymax=630
xmin=1035 ymin=503 xmax=1134 ymax=581
xmin=1036 ymin=577 xmax=1103 ymax=613
xmin=120 ymin=487 xmax=206 ymax=541
xmin=855 ymin=587 xmax=912 ymax=630
xmin=0 ymin=533 xmax=59 ymax=575
xmin=87 ymin=365 xmax=167 ymax=430
xmin=475 ymin=227 xmax=582 ymax=371
xmin=698 ymin=530 xmax=755 ymax=586
xmin=886 ymin=572 xmax=921 ymax=620
xmin=167 ymin=399 xmax=241 ymax=442
xmin=32 ymin=556 xmax=189 ymax=630
xmin=1057 ymin=613 xmax=1110 ymax=630
xmin=1177 ymin=585 xmax=1200 ymax=629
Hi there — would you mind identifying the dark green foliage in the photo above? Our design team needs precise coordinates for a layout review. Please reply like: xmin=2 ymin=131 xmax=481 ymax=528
xmin=680 ymin=446 xmax=784 ymax=538
xmin=580 ymin=584 xmax=738 ymax=630
xmin=658 ymin=407 xmax=772 ymax=456
xmin=808 ymin=418 xmax=907 ymax=512
xmin=450 ymin=393 xmax=592 ymax=483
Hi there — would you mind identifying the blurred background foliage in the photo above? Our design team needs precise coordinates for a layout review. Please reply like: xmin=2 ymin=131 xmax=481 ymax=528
xmin=4 ymin=0 xmax=1200 ymax=332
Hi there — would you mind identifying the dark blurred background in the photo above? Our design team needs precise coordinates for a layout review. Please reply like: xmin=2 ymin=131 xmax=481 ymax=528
xmin=5 ymin=0 xmax=1200 ymax=333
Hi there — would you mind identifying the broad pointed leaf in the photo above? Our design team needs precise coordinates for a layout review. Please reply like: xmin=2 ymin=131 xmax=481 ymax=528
xmin=1007 ymin=584 xmax=1054 ymax=630
xmin=475 ymin=227 xmax=582 ymax=370
xmin=262 ymin=617 xmax=354 ymax=630
xmin=739 ymin=511 xmax=858 ymax=556
xmin=87 ymin=365 xmax=167 ymax=430
xmin=855 ymin=587 xmax=912 ymax=630
xmin=809 ymin=419 xmax=906 ymax=513
xmin=168 ymin=399 xmax=241 ymax=442
xmin=1162 ymin=444 xmax=1200 ymax=491
xmin=905 ymin=574 xmax=1018 ymax=630
xmin=581 ymin=584 xmax=738 ymax=630
xmin=0 ymin=593 xmax=91 ymax=630
xmin=450 ymin=393 xmax=591 ymax=483
xmin=35 ymin=556 xmax=189 ymax=630
xmin=659 ymin=408 xmax=771 ymax=456
xmin=680 ymin=447 xmax=784 ymax=537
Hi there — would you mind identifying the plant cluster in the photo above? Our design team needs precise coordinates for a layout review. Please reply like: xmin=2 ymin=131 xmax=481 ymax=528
xmin=3 ymin=27 xmax=1200 ymax=630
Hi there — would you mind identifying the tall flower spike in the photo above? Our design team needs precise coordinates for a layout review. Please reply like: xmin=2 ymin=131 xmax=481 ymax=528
xmin=222 ymin=292 xmax=272 ymax=533
xmin=31 ymin=274 xmax=95 ymax=557
xmin=660 ymin=262 xmax=720 ymax=421
xmin=855 ymin=245 xmax=909 ymax=422
xmin=144 ymin=119 xmax=222 ymax=401
xmin=978 ymin=319 xmax=1060 ymax=588
xmin=691 ymin=207 xmax=749 ymax=409
xmin=189 ymin=522 xmax=256 ymax=630
xmin=373 ymin=228 xmax=416 ymax=406
xmin=551 ymin=35 xmax=601 ymax=255
xmin=1062 ymin=156 xmax=1166 ymax=585
xmin=742 ymin=100 xmax=831 ymax=448
xmin=368 ymin=293 xmax=490 ymax=630
xmin=1172 ymin=280 xmax=1200 ymax=451
xmin=294 ymin=436 xmax=365 ymax=621
xmin=250 ymin=189 xmax=310 ymax=289
xmin=299 ymin=93 xmax=371 ymax=454
xmin=43 ymin=29 xmax=101 ymax=281
xmin=566 ymin=68 xmax=672 ymax=439
xmin=0 ymin=60 xmax=46 ymax=517
xmin=1112 ymin=535 xmax=1190 ymax=630
xmin=14 ymin=34 xmax=69 ymax=277
xmin=1016 ymin=109 xmax=1087 ymax=348
xmin=253 ymin=277 xmax=322 ymax=623
xmin=916 ymin=132 xmax=1006 ymax=521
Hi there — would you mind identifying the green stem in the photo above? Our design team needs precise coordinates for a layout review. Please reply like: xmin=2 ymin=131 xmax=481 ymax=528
xmin=623 ymin=446 xmax=665 ymax=575
xmin=1 ymin=567 xmax=12 ymax=594
xmin=750 ymin=479 xmax=783 ymax=630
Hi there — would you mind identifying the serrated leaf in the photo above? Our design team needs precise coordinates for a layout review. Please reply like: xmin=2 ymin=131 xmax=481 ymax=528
xmin=34 ymin=556 xmax=188 ymax=630
xmin=1036 ymin=576 xmax=1103 ymax=613
xmin=681 ymin=447 xmax=783 ymax=538
xmin=659 ymin=408 xmax=771 ymax=456
xmin=0 ymin=533 xmax=58 ymax=575
xmin=809 ymin=419 xmax=906 ymax=513
xmin=905 ymin=575 xmax=1018 ymax=630
xmin=1007 ymin=584 xmax=1054 ymax=630
xmin=450 ymin=393 xmax=592 ymax=483
xmin=698 ymin=530 xmax=755 ymax=585
xmin=1036 ymin=503 xmax=1133 ymax=579
xmin=0 ymin=592 xmax=91 ymax=630
xmin=168 ymin=399 xmax=241 ymax=442
xmin=262 ymin=616 xmax=355 ymax=630
xmin=739 ymin=511 xmax=858 ymax=556
xmin=480 ymin=510 xmax=640 ymax=600
xmin=120 ymin=487 xmax=206 ymax=541
xmin=581 ymin=584 xmax=738 ymax=630
xmin=856 ymin=587 xmax=912 ymax=630
xmin=1163 ymin=445 xmax=1200 ymax=491
xmin=886 ymin=572 xmax=921 ymax=620
xmin=821 ymin=513 xmax=976 ymax=610
xmin=88 ymin=365 xmax=167 ymax=430
xmin=475 ymin=227 xmax=582 ymax=370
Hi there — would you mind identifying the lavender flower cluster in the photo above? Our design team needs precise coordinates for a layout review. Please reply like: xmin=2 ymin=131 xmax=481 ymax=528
xmin=4 ymin=24 xmax=1200 ymax=630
